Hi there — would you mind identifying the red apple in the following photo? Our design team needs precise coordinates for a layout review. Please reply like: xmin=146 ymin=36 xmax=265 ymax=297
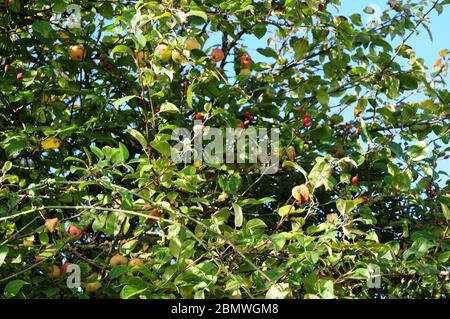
xmin=211 ymin=48 xmax=224 ymax=62
xmin=61 ymin=262 xmax=73 ymax=273
xmin=68 ymin=225 xmax=83 ymax=240
xmin=17 ymin=72 xmax=23 ymax=80
xmin=239 ymin=54 xmax=252 ymax=68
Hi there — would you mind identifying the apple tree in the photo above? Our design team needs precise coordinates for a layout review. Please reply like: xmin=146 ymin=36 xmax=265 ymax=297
xmin=0 ymin=0 xmax=450 ymax=299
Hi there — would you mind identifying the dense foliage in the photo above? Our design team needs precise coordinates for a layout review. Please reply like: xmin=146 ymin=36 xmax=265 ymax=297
xmin=1 ymin=0 xmax=450 ymax=299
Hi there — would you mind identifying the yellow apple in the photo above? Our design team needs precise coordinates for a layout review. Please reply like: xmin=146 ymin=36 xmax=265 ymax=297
xmin=154 ymin=44 xmax=172 ymax=63
xmin=185 ymin=37 xmax=201 ymax=50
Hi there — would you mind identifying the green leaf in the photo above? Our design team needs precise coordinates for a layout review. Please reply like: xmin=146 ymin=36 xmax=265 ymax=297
xmin=127 ymin=129 xmax=148 ymax=150
xmin=159 ymin=102 xmax=180 ymax=114
xmin=112 ymin=45 xmax=133 ymax=56
xmin=119 ymin=143 xmax=130 ymax=162
xmin=257 ymin=47 xmax=278 ymax=59
xmin=2 ymin=161 xmax=12 ymax=174
xmin=336 ymin=199 xmax=357 ymax=215
xmin=120 ymin=285 xmax=147 ymax=299
xmin=232 ymin=203 xmax=243 ymax=228
xmin=5 ymin=140 xmax=27 ymax=158
xmin=438 ymin=251 xmax=450 ymax=263
xmin=4 ymin=280 xmax=29 ymax=298
xmin=407 ymin=141 xmax=429 ymax=161
xmin=441 ymin=203 xmax=450 ymax=221
xmin=270 ymin=233 xmax=287 ymax=252
xmin=291 ymin=37 xmax=309 ymax=60
xmin=348 ymin=268 xmax=369 ymax=280
xmin=32 ymin=21 xmax=53 ymax=37
xmin=112 ymin=95 xmax=137 ymax=109
xmin=52 ymin=0 xmax=68 ymax=14
xmin=253 ymin=23 xmax=267 ymax=39
xmin=266 ymin=283 xmax=290 ymax=299
xmin=186 ymin=10 xmax=208 ymax=22
xmin=99 ymin=2 xmax=114 ymax=19
xmin=316 ymin=89 xmax=329 ymax=106
xmin=150 ymin=140 xmax=171 ymax=156
xmin=90 ymin=145 xmax=104 ymax=161
xmin=278 ymin=205 xmax=292 ymax=217
xmin=109 ymin=265 xmax=129 ymax=279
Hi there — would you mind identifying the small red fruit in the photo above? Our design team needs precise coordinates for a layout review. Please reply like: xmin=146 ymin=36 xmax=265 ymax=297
xmin=332 ymin=147 xmax=338 ymax=154
xmin=17 ymin=72 xmax=23 ymax=80
xmin=146 ymin=209 xmax=162 ymax=225
xmin=236 ymin=123 xmax=244 ymax=129
xmin=351 ymin=175 xmax=359 ymax=185
xmin=68 ymin=225 xmax=82 ymax=240
xmin=437 ymin=221 xmax=445 ymax=226
xmin=239 ymin=54 xmax=252 ymax=68
xmin=304 ymin=113 xmax=311 ymax=119
xmin=61 ymin=262 xmax=73 ymax=273
xmin=4 ymin=64 xmax=10 ymax=73
xmin=195 ymin=112 xmax=202 ymax=120
xmin=211 ymin=48 xmax=225 ymax=62
xmin=244 ymin=120 xmax=250 ymax=126
xmin=244 ymin=111 xmax=251 ymax=117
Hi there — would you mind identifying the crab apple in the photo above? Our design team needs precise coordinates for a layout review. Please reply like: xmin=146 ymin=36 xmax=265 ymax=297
xmin=351 ymin=175 xmax=359 ymax=185
xmin=67 ymin=225 xmax=83 ymax=240
xmin=154 ymin=44 xmax=172 ymax=63
xmin=236 ymin=123 xmax=244 ymax=129
xmin=4 ymin=64 xmax=10 ymax=73
xmin=171 ymin=50 xmax=184 ymax=63
xmin=239 ymin=54 xmax=252 ymax=68
xmin=68 ymin=45 xmax=86 ymax=61
xmin=109 ymin=254 xmax=129 ymax=266
xmin=185 ymin=37 xmax=201 ymax=50
xmin=239 ymin=68 xmax=251 ymax=77
xmin=243 ymin=119 xmax=250 ymax=126
xmin=287 ymin=146 xmax=297 ymax=161
xmin=128 ymin=258 xmax=144 ymax=267
xmin=332 ymin=146 xmax=338 ymax=154
xmin=135 ymin=50 xmax=147 ymax=66
xmin=61 ymin=262 xmax=73 ymax=273
xmin=48 ymin=265 xmax=61 ymax=279
xmin=244 ymin=111 xmax=251 ymax=117
xmin=211 ymin=48 xmax=224 ymax=62
xmin=303 ymin=120 xmax=311 ymax=127
xmin=146 ymin=209 xmax=162 ymax=224
xmin=16 ymin=72 xmax=23 ymax=80
xmin=195 ymin=112 xmax=202 ymax=120
xmin=85 ymin=282 xmax=102 ymax=293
